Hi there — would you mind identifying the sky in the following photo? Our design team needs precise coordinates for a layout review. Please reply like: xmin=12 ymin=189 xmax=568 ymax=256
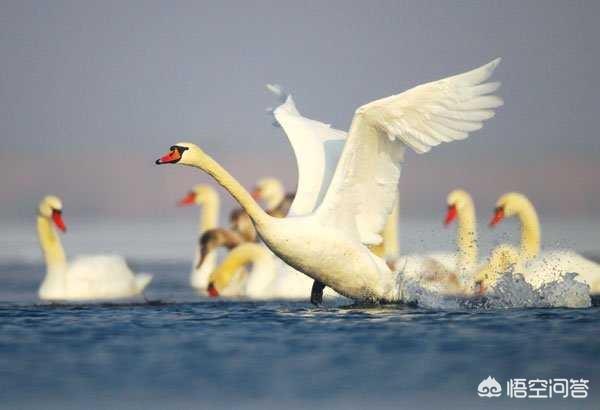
xmin=1 ymin=0 xmax=599 ymax=222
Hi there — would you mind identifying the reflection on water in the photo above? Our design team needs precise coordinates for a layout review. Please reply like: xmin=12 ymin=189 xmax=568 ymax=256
xmin=0 ymin=261 xmax=599 ymax=410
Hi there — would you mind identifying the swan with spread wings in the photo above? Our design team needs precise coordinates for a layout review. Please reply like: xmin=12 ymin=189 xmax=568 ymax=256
xmin=156 ymin=59 xmax=503 ymax=302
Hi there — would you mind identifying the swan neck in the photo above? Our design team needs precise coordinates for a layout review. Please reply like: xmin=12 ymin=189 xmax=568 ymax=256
xmin=195 ymin=154 xmax=270 ymax=228
xmin=211 ymin=245 xmax=267 ymax=291
xmin=191 ymin=248 xmax=217 ymax=289
xmin=517 ymin=202 xmax=540 ymax=260
xmin=456 ymin=201 xmax=477 ymax=271
xmin=37 ymin=216 xmax=67 ymax=274
xmin=199 ymin=195 xmax=219 ymax=234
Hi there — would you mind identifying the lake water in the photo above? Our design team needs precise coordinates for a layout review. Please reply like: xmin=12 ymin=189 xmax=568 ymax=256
xmin=0 ymin=218 xmax=598 ymax=409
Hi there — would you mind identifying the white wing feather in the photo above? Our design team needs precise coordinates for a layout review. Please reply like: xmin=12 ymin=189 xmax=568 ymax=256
xmin=316 ymin=59 xmax=503 ymax=245
xmin=269 ymin=91 xmax=346 ymax=216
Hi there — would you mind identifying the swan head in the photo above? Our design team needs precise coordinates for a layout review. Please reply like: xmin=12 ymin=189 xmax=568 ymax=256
xmin=444 ymin=189 xmax=472 ymax=226
xmin=490 ymin=192 xmax=531 ymax=226
xmin=177 ymin=184 xmax=217 ymax=207
xmin=38 ymin=195 xmax=67 ymax=232
xmin=197 ymin=228 xmax=243 ymax=269
xmin=251 ymin=177 xmax=284 ymax=205
xmin=155 ymin=142 xmax=204 ymax=166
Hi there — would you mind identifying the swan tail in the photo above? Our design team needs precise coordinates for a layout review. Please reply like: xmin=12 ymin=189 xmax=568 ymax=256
xmin=134 ymin=273 xmax=153 ymax=293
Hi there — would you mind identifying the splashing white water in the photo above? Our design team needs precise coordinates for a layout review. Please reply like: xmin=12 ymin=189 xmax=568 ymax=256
xmin=397 ymin=270 xmax=591 ymax=309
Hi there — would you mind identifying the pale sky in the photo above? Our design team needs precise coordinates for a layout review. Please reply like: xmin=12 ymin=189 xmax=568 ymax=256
xmin=1 ymin=0 xmax=599 ymax=220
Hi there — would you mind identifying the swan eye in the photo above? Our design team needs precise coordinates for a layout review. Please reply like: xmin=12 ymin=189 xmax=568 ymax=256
xmin=156 ymin=146 xmax=189 ymax=164
xmin=170 ymin=145 xmax=189 ymax=154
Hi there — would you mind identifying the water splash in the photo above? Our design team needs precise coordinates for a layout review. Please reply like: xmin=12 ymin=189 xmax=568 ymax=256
xmin=397 ymin=270 xmax=591 ymax=309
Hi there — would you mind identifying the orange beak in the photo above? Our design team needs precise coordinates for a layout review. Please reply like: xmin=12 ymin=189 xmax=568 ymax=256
xmin=207 ymin=283 xmax=219 ymax=298
xmin=52 ymin=210 xmax=67 ymax=232
xmin=490 ymin=207 xmax=505 ymax=227
xmin=251 ymin=188 xmax=261 ymax=200
xmin=444 ymin=205 xmax=457 ymax=226
xmin=177 ymin=192 xmax=196 ymax=207
xmin=155 ymin=148 xmax=181 ymax=165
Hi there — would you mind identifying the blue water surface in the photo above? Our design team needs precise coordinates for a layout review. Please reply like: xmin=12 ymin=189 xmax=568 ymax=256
xmin=0 ymin=261 xmax=598 ymax=410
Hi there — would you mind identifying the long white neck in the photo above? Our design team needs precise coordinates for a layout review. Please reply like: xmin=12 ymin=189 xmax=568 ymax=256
xmin=190 ymin=247 xmax=216 ymax=289
xmin=456 ymin=201 xmax=477 ymax=272
xmin=191 ymin=192 xmax=219 ymax=288
xmin=516 ymin=201 xmax=540 ymax=261
xmin=190 ymin=155 xmax=271 ymax=230
xmin=198 ymin=195 xmax=219 ymax=234
xmin=37 ymin=216 xmax=67 ymax=295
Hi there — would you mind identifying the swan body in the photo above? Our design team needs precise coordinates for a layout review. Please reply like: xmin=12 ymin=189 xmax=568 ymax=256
xmin=488 ymin=192 xmax=600 ymax=293
xmin=157 ymin=59 xmax=502 ymax=302
xmin=526 ymin=250 xmax=600 ymax=293
xmin=37 ymin=196 xmax=152 ymax=301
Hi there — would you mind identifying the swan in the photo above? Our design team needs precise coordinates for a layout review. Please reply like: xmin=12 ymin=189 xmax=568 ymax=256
xmin=177 ymin=184 xmax=220 ymax=288
xmin=156 ymin=59 xmax=502 ymax=302
xmin=37 ymin=196 xmax=152 ymax=301
xmin=488 ymin=192 xmax=600 ymax=293
xmin=267 ymin=85 xmax=401 ymax=301
xmin=393 ymin=189 xmax=478 ymax=293
xmin=251 ymin=177 xmax=295 ymax=217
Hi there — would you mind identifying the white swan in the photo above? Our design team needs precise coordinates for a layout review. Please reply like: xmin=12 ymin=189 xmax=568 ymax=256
xmin=488 ymin=192 xmax=600 ymax=293
xmin=156 ymin=59 xmax=502 ymax=302
xmin=37 ymin=196 xmax=152 ymax=301
xmin=177 ymin=184 xmax=220 ymax=289
xmin=393 ymin=189 xmax=478 ymax=294
xmin=267 ymin=86 xmax=400 ymax=301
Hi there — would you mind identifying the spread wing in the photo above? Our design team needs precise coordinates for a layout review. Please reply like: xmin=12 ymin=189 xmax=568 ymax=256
xmin=268 ymin=87 xmax=346 ymax=216
xmin=316 ymin=59 xmax=503 ymax=245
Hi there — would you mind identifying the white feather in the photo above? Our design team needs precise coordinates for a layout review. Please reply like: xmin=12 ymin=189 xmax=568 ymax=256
xmin=316 ymin=59 xmax=502 ymax=245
